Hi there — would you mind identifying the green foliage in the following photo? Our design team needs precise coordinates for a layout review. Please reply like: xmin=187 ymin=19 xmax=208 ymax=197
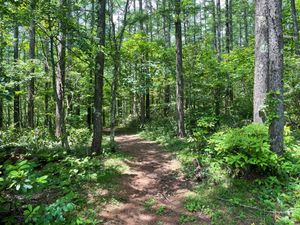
xmin=143 ymin=197 xmax=156 ymax=211
xmin=2 ymin=160 xmax=47 ymax=192
xmin=156 ymin=205 xmax=167 ymax=215
xmin=208 ymin=124 xmax=279 ymax=175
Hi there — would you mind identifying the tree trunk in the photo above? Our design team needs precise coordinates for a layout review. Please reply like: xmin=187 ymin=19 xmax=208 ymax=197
xmin=110 ymin=55 xmax=120 ymax=149
xmin=109 ymin=0 xmax=130 ymax=148
xmin=253 ymin=0 xmax=269 ymax=124
xmin=28 ymin=0 xmax=36 ymax=128
xmin=92 ymin=0 xmax=106 ymax=154
xmin=268 ymin=0 xmax=284 ymax=155
xmin=291 ymin=0 xmax=300 ymax=54
xmin=254 ymin=0 xmax=284 ymax=155
xmin=44 ymin=39 xmax=52 ymax=131
xmin=225 ymin=0 xmax=232 ymax=53
xmin=55 ymin=0 xmax=69 ymax=148
xmin=13 ymin=23 xmax=20 ymax=128
xmin=175 ymin=0 xmax=185 ymax=138
xmin=87 ymin=0 xmax=95 ymax=130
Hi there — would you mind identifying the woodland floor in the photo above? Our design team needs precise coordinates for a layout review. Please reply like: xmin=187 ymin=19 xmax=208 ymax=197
xmin=98 ymin=134 xmax=210 ymax=225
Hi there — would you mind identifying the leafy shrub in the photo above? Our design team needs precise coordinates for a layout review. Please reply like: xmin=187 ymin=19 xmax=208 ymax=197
xmin=208 ymin=124 xmax=279 ymax=176
xmin=1 ymin=160 xmax=47 ymax=192
xmin=23 ymin=193 xmax=78 ymax=225
xmin=68 ymin=128 xmax=91 ymax=147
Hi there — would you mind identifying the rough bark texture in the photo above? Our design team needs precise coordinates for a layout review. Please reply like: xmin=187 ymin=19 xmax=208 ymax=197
xmin=28 ymin=0 xmax=36 ymax=128
xmin=13 ymin=23 xmax=20 ymax=128
xmin=291 ymin=0 xmax=300 ymax=54
xmin=268 ymin=0 xmax=284 ymax=155
xmin=55 ymin=0 xmax=69 ymax=148
xmin=254 ymin=0 xmax=284 ymax=154
xmin=175 ymin=0 xmax=185 ymax=138
xmin=254 ymin=0 xmax=269 ymax=124
xmin=92 ymin=0 xmax=106 ymax=154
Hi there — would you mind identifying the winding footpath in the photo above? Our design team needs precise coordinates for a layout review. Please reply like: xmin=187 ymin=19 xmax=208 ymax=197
xmin=99 ymin=134 xmax=210 ymax=225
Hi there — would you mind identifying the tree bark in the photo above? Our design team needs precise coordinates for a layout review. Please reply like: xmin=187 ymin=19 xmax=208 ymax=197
xmin=55 ymin=0 xmax=69 ymax=148
xmin=253 ymin=0 xmax=269 ymax=124
xmin=28 ymin=0 xmax=36 ymax=128
xmin=254 ymin=0 xmax=284 ymax=155
xmin=268 ymin=0 xmax=284 ymax=155
xmin=44 ymin=39 xmax=52 ymax=131
xmin=13 ymin=23 xmax=20 ymax=128
xmin=92 ymin=0 xmax=106 ymax=154
xmin=87 ymin=0 xmax=95 ymax=130
xmin=175 ymin=0 xmax=185 ymax=138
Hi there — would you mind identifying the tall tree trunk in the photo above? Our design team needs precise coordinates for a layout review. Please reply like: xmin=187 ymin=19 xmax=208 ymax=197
xmin=139 ymin=0 xmax=146 ymax=125
xmin=110 ymin=54 xmax=120 ymax=149
xmin=13 ymin=23 xmax=20 ymax=128
xmin=291 ymin=0 xmax=300 ymax=54
xmin=214 ymin=0 xmax=222 ymax=127
xmin=254 ymin=0 xmax=284 ymax=155
xmin=109 ymin=0 xmax=130 ymax=148
xmin=55 ymin=0 xmax=69 ymax=148
xmin=44 ymin=39 xmax=51 ymax=131
xmin=225 ymin=0 xmax=232 ymax=53
xmin=87 ymin=0 xmax=95 ymax=130
xmin=92 ymin=0 xmax=106 ymax=154
xmin=28 ymin=0 xmax=36 ymax=128
xmin=175 ymin=0 xmax=185 ymax=138
xmin=268 ymin=0 xmax=284 ymax=155
xmin=253 ymin=0 xmax=269 ymax=124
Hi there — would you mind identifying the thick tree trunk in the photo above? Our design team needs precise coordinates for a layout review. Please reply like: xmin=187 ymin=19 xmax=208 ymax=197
xmin=13 ymin=23 xmax=20 ymax=128
xmin=291 ymin=0 xmax=300 ymax=54
xmin=268 ymin=0 xmax=284 ymax=155
xmin=28 ymin=0 xmax=36 ymax=128
xmin=254 ymin=0 xmax=284 ymax=155
xmin=55 ymin=0 xmax=69 ymax=148
xmin=92 ymin=0 xmax=106 ymax=154
xmin=175 ymin=0 xmax=185 ymax=138
xmin=253 ymin=0 xmax=269 ymax=124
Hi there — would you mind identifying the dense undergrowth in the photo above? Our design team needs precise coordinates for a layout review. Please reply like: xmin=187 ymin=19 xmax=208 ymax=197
xmin=0 ymin=127 xmax=129 ymax=224
xmin=140 ymin=118 xmax=300 ymax=224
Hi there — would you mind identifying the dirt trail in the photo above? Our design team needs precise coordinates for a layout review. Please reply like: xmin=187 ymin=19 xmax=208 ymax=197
xmin=99 ymin=134 xmax=209 ymax=225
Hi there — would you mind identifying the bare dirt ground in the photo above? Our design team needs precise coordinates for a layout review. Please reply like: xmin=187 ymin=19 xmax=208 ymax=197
xmin=99 ymin=134 xmax=210 ymax=225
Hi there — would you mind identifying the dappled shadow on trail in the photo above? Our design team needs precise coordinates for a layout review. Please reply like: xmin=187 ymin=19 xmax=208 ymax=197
xmin=99 ymin=134 xmax=210 ymax=225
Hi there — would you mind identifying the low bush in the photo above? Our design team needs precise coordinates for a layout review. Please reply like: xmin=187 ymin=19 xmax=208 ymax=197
xmin=207 ymin=124 xmax=279 ymax=176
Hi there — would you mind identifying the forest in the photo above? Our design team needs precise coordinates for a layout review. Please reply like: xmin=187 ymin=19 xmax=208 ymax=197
xmin=0 ymin=0 xmax=300 ymax=224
